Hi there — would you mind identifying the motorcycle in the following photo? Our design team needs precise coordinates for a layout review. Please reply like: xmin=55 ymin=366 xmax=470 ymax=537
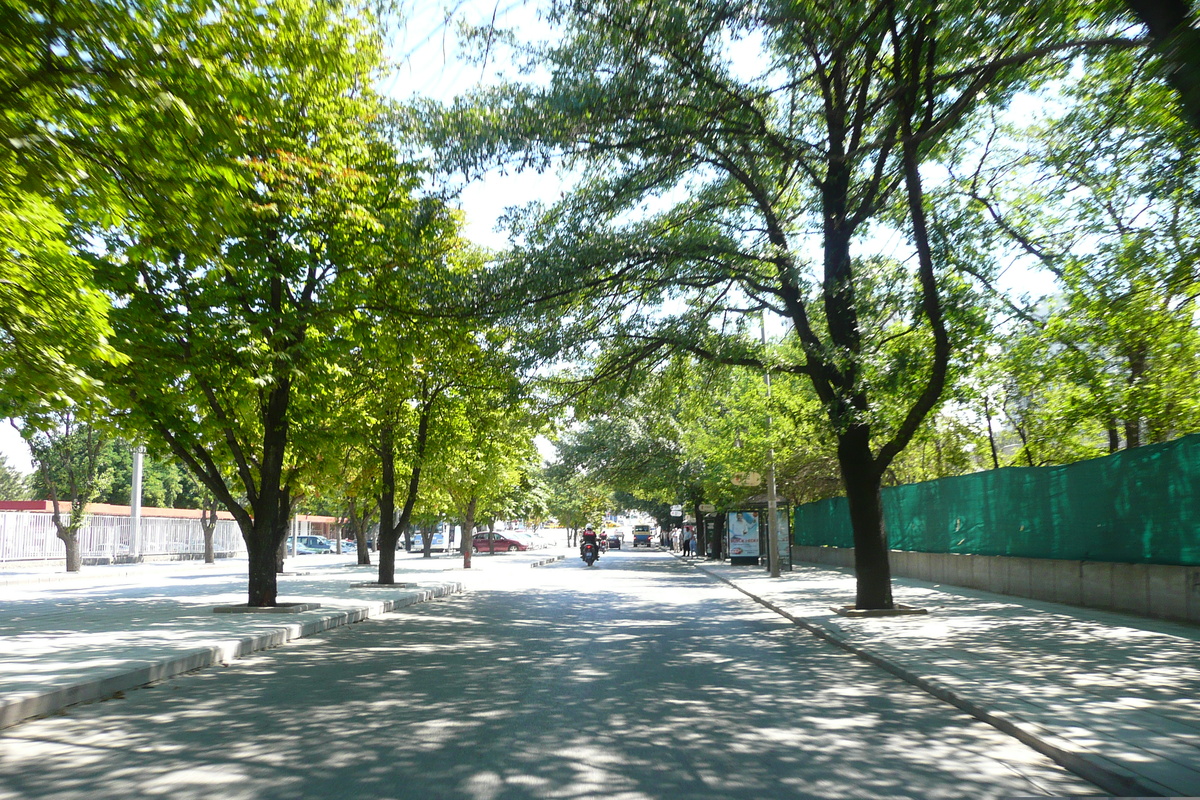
xmin=581 ymin=541 xmax=598 ymax=567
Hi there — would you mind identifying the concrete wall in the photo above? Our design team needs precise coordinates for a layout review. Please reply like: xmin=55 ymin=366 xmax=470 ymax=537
xmin=791 ymin=545 xmax=1200 ymax=626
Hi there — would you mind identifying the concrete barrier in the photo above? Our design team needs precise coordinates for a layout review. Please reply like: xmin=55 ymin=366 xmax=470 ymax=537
xmin=791 ymin=545 xmax=1200 ymax=625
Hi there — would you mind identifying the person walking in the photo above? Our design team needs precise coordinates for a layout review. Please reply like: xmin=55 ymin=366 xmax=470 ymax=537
xmin=682 ymin=530 xmax=693 ymax=557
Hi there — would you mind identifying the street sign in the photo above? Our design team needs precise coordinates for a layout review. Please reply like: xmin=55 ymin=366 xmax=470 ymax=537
xmin=732 ymin=472 xmax=762 ymax=486
xmin=699 ymin=503 xmax=715 ymax=513
xmin=670 ymin=505 xmax=683 ymax=516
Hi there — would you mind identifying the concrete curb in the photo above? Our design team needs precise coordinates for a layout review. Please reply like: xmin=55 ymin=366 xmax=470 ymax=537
xmin=531 ymin=555 xmax=564 ymax=568
xmin=0 ymin=580 xmax=462 ymax=732
xmin=692 ymin=564 xmax=1170 ymax=798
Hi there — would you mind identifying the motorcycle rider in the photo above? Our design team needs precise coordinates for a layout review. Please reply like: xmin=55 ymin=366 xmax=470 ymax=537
xmin=580 ymin=525 xmax=600 ymax=561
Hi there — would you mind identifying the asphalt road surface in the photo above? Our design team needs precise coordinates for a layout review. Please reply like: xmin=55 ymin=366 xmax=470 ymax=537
xmin=0 ymin=548 xmax=1098 ymax=799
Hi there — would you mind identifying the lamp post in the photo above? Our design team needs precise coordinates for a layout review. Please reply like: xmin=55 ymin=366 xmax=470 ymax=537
xmin=761 ymin=315 xmax=781 ymax=578
xmin=130 ymin=446 xmax=145 ymax=561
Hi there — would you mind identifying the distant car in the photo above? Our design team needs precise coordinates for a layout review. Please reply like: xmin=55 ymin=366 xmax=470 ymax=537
xmin=472 ymin=531 xmax=529 ymax=553
xmin=289 ymin=541 xmax=319 ymax=556
xmin=632 ymin=525 xmax=653 ymax=547
xmin=607 ymin=534 xmax=622 ymax=549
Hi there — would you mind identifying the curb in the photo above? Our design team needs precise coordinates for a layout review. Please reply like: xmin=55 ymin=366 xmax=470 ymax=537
xmin=531 ymin=555 xmax=564 ymax=568
xmin=0 ymin=580 xmax=463 ymax=732
xmin=692 ymin=564 xmax=1170 ymax=798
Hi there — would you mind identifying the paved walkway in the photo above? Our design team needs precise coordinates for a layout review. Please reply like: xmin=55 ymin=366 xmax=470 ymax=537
xmin=685 ymin=556 xmax=1200 ymax=798
xmin=0 ymin=552 xmax=516 ymax=730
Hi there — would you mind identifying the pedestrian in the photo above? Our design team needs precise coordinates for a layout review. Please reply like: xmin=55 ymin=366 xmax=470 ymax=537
xmin=683 ymin=531 xmax=693 ymax=557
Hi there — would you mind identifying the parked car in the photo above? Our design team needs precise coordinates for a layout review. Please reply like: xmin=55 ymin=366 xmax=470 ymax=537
xmin=509 ymin=531 xmax=538 ymax=550
xmin=632 ymin=524 xmax=653 ymax=547
xmin=296 ymin=535 xmax=333 ymax=554
xmin=472 ymin=531 xmax=529 ymax=553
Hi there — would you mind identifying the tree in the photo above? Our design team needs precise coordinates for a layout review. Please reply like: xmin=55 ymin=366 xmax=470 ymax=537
xmin=20 ymin=410 xmax=110 ymax=571
xmin=199 ymin=490 xmax=220 ymax=565
xmin=435 ymin=381 xmax=542 ymax=568
xmin=83 ymin=440 xmax=206 ymax=509
xmin=0 ymin=0 xmax=228 ymax=418
xmin=98 ymin=0 xmax=408 ymax=606
xmin=0 ymin=455 xmax=28 ymax=501
xmin=430 ymin=1 xmax=1127 ymax=606
xmin=543 ymin=461 xmax=611 ymax=546
xmin=964 ymin=44 xmax=1200 ymax=459
xmin=1120 ymin=0 xmax=1200 ymax=130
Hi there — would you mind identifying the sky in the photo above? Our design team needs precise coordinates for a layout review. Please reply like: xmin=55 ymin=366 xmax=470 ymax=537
xmin=388 ymin=0 xmax=558 ymax=249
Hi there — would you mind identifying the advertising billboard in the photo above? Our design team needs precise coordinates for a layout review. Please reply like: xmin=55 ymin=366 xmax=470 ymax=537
xmin=728 ymin=511 xmax=761 ymax=558
xmin=727 ymin=509 xmax=791 ymax=567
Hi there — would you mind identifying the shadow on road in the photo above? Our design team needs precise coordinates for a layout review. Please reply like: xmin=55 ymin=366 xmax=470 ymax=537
xmin=0 ymin=553 xmax=1094 ymax=799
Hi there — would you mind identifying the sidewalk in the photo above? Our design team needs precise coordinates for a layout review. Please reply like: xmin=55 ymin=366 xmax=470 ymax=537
xmin=688 ymin=556 xmax=1200 ymax=798
xmin=0 ymin=553 xmax=487 ymax=731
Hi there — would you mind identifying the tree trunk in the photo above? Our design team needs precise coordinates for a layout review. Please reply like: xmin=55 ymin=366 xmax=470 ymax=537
xmin=378 ymin=405 xmax=429 ymax=582
xmin=1125 ymin=346 xmax=1147 ymax=448
xmin=56 ymin=526 xmax=82 ymax=572
xmin=348 ymin=500 xmax=371 ymax=566
xmin=201 ymin=503 xmax=217 ymax=564
xmin=984 ymin=395 xmax=1001 ymax=469
xmin=377 ymin=423 xmax=398 ymax=584
xmin=246 ymin=487 xmax=292 ymax=606
xmin=839 ymin=427 xmax=894 ymax=610
xmin=1124 ymin=418 xmax=1142 ymax=449
xmin=247 ymin=523 xmax=280 ymax=607
xmin=460 ymin=496 xmax=477 ymax=569
xmin=712 ymin=511 xmax=726 ymax=560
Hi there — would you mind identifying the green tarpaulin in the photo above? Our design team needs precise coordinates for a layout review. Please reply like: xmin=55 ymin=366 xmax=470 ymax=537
xmin=793 ymin=432 xmax=1200 ymax=566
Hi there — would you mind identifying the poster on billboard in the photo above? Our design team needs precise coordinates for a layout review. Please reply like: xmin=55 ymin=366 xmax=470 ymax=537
xmin=727 ymin=511 xmax=761 ymax=558
xmin=726 ymin=508 xmax=791 ymax=568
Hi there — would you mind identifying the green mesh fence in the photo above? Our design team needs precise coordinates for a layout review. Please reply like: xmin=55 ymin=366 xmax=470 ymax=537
xmin=793 ymin=432 xmax=1200 ymax=566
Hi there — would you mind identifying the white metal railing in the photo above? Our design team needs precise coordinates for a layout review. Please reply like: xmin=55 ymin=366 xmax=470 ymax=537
xmin=0 ymin=510 xmax=255 ymax=563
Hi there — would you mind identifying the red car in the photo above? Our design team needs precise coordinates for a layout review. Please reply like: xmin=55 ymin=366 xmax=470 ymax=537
xmin=472 ymin=531 xmax=529 ymax=553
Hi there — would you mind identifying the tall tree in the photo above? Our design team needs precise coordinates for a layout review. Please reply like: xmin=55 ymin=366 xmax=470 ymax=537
xmin=430 ymin=0 xmax=1126 ymax=607
xmin=98 ymin=0 xmax=407 ymax=606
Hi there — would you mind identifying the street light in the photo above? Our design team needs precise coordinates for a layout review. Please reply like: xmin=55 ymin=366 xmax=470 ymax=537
xmin=130 ymin=445 xmax=145 ymax=561
xmin=760 ymin=315 xmax=781 ymax=579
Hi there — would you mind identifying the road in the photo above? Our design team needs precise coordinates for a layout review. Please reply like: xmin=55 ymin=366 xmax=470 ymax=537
xmin=0 ymin=547 xmax=1097 ymax=799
